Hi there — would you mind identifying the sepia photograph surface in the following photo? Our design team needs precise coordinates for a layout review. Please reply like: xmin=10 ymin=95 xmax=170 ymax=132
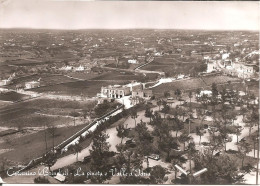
xmin=0 ymin=0 xmax=259 ymax=184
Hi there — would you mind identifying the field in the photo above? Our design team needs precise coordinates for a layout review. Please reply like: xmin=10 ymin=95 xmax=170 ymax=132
xmin=141 ymin=62 xmax=201 ymax=76
xmin=201 ymin=75 xmax=240 ymax=86
xmin=0 ymin=107 xmax=38 ymax=124
xmin=152 ymin=55 xmax=183 ymax=65
xmin=92 ymin=71 xmax=158 ymax=82
xmin=23 ymin=98 xmax=97 ymax=109
xmin=3 ymin=59 xmax=45 ymax=66
xmin=1 ymin=113 xmax=75 ymax=128
xmin=0 ymin=125 xmax=86 ymax=163
xmin=152 ymin=78 xmax=206 ymax=96
xmin=0 ymin=64 xmax=17 ymax=79
xmin=152 ymin=75 xmax=243 ymax=97
xmin=0 ymin=91 xmax=30 ymax=102
xmin=32 ymin=80 xmax=129 ymax=97
xmin=0 ymin=98 xmax=97 ymax=128
xmin=92 ymin=71 xmax=141 ymax=81
xmin=6 ymin=74 xmax=78 ymax=89
xmin=66 ymin=71 xmax=99 ymax=80
xmin=0 ymin=101 xmax=12 ymax=108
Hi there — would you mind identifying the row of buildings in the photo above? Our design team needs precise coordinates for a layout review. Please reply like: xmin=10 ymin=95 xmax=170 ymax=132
xmin=206 ymin=50 xmax=259 ymax=79
xmin=207 ymin=59 xmax=258 ymax=79
xmin=98 ymin=82 xmax=153 ymax=99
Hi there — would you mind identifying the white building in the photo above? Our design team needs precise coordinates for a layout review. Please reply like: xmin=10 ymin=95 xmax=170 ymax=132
xmin=154 ymin=52 xmax=162 ymax=56
xmin=177 ymin=74 xmax=185 ymax=79
xmin=232 ymin=63 xmax=257 ymax=79
xmin=0 ymin=73 xmax=15 ymax=86
xmin=0 ymin=79 xmax=11 ymax=86
xmin=197 ymin=90 xmax=212 ymax=98
xmin=222 ymin=53 xmax=230 ymax=60
xmin=204 ymin=56 xmax=211 ymax=60
xmin=25 ymin=81 xmax=40 ymax=89
xmin=128 ymin=59 xmax=138 ymax=64
xmin=75 ymin=65 xmax=84 ymax=71
xmin=60 ymin=66 xmax=72 ymax=71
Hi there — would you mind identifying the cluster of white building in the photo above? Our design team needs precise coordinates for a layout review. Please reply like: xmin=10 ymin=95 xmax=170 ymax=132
xmin=207 ymin=60 xmax=257 ymax=79
xmin=98 ymin=81 xmax=153 ymax=100
xmin=206 ymin=52 xmax=258 ymax=79
xmin=59 ymin=65 xmax=85 ymax=72
xmin=0 ymin=73 xmax=16 ymax=86
xmin=24 ymin=78 xmax=41 ymax=89
xmin=128 ymin=59 xmax=138 ymax=64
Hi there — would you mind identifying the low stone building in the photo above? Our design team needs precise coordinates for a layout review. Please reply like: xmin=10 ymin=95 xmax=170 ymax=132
xmin=25 ymin=81 xmax=40 ymax=89
xmin=100 ymin=85 xmax=131 ymax=99
xmin=230 ymin=63 xmax=257 ymax=79
xmin=100 ymin=82 xmax=149 ymax=99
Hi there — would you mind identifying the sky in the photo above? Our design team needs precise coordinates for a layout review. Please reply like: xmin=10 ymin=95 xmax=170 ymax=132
xmin=0 ymin=0 xmax=259 ymax=30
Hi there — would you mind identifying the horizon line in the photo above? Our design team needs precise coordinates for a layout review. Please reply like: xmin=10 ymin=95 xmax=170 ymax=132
xmin=0 ymin=27 xmax=259 ymax=32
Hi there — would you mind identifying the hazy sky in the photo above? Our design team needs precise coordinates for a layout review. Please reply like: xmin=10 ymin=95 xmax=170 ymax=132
xmin=0 ymin=0 xmax=259 ymax=30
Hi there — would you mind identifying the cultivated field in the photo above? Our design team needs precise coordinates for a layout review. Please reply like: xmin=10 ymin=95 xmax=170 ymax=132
xmin=141 ymin=62 xmax=201 ymax=76
xmin=32 ymin=80 xmax=129 ymax=97
xmin=66 ymin=72 xmax=99 ymax=80
xmin=3 ymin=59 xmax=45 ymax=66
xmin=0 ymin=107 xmax=38 ymax=124
xmin=1 ymin=113 xmax=74 ymax=128
xmin=201 ymin=75 xmax=240 ymax=86
xmin=7 ymin=74 xmax=78 ymax=89
xmin=0 ymin=98 xmax=97 ymax=128
xmin=152 ymin=75 xmax=243 ymax=97
xmin=0 ymin=125 xmax=86 ymax=163
xmin=0 ymin=91 xmax=30 ymax=102
xmin=152 ymin=78 xmax=206 ymax=96
xmin=92 ymin=71 xmax=158 ymax=82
